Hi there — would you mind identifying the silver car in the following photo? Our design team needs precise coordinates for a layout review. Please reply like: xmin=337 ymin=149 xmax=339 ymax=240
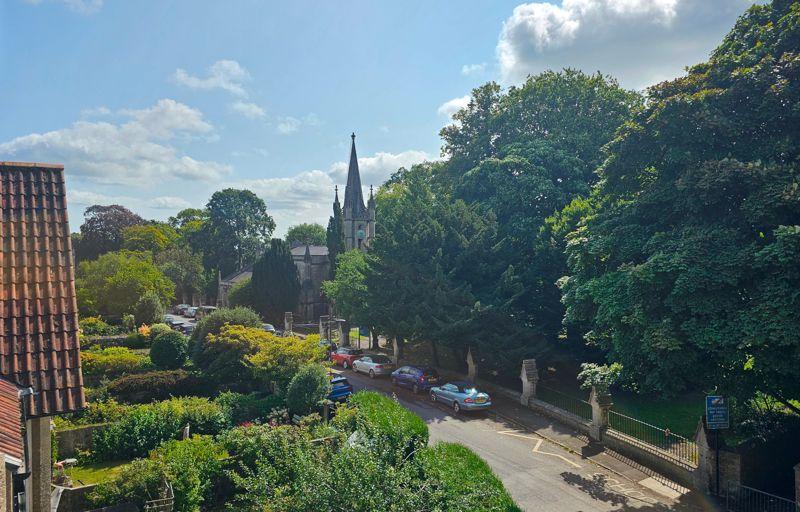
xmin=430 ymin=381 xmax=492 ymax=413
xmin=352 ymin=354 xmax=395 ymax=378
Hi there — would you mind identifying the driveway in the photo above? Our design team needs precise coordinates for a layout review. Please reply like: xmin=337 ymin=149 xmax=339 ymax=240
xmin=341 ymin=369 xmax=713 ymax=512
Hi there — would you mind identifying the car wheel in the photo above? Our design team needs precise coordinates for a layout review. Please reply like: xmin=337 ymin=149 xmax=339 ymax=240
xmin=412 ymin=384 xmax=419 ymax=394
xmin=430 ymin=392 xmax=437 ymax=402
xmin=453 ymin=402 xmax=460 ymax=414
xmin=369 ymin=370 xmax=375 ymax=379
xmin=343 ymin=361 xmax=349 ymax=369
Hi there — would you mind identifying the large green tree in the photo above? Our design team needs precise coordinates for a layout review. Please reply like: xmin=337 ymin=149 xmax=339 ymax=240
xmin=155 ymin=247 xmax=208 ymax=304
xmin=75 ymin=205 xmax=145 ymax=262
xmin=326 ymin=201 xmax=345 ymax=278
xmin=561 ymin=0 xmax=800 ymax=410
xmin=251 ymin=239 xmax=301 ymax=325
xmin=285 ymin=223 xmax=326 ymax=246
xmin=200 ymin=189 xmax=276 ymax=277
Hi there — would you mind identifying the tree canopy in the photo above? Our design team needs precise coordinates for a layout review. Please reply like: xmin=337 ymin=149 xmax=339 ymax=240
xmin=285 ymin=223 xmax=326 ymax=246
xmin=251 ymin=239 xmax=301 ymax=325
xmin=75 ymin=204 xmax=145 ymax=262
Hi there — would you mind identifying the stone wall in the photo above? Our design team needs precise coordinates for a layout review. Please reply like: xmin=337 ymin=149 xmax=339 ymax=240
xmin=694 ymin=420 xmax=741 ymax=494
xmin=794 ymin=462 xmax=799 ymax=502
xmin=53 ymin=484 xmax=95 ymax=512
xmin=56 ymin=424 xmax=107 ymax=459
xmin=603 ymin=429 xmax=695 ymax=489
xmin=1 ymin=460 xmax=7 ymax=512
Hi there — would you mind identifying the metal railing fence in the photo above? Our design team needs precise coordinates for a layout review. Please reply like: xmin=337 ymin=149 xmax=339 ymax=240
xmin=537 ymin=385 xmax=592 ymax=421
xmin=607 ymin=409 xmax=698 ymax=464
xmin=717 ymin=483 xmax=799 ymax=512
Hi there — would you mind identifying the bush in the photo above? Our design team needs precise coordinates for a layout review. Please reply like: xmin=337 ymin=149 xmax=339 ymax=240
xmin=91 ymin=397 xmax=229 ymax=461
xmin=335 ymin=391 xmax=428 ymax=463
xmin=193 ymin=324 xmax=263 ymax=388
xmin=80 ymin=316 xmax=120 ymax=336
xmin=285 ymin=365 xmax=330 ymax=416
xmin=420 ymin=443 xmax=521 ymax=512
xmin=55 ymin=399 xmax=132 ymax=429
xmin=122 ymin=313 xmax=136 ymax=332
xmin=87 ymin=458 xmax=166 ymax=510
xmin=228 ymin=278 xmax=254 ymax=308
xmin=219 ymin=423 xmax=312 ymax=476
xmin=122 ymin=331 xmax=148 ymax=349
xmin=214 ymin=392 xmax=284 ymax=425
xmin=150 ymin=331 xmax=188 ymax=370
xmin=81 ymin=347 xmax=151 ymax=381
xmin=246 ymin=331 xmax=327 ymax=391
xmin=133 ymin=291 xmax=164 ymax=326
xmin=148 ymin=323 xmax=172 ymax=343
xmin=190 ymin=306 xmax=261 ymax=349
xmin=151 ymin=436 xmax=227 ymax=512
xmin=107 ymin=370 xmax=211 ymax=404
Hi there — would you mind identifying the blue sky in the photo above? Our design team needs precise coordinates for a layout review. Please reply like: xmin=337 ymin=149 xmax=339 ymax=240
xmin=0 ymin=0 xmax=757 ymax=234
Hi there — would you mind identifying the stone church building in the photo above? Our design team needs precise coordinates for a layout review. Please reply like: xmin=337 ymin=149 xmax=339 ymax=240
xmin=218 ymin=133 xmax=374 ymax=323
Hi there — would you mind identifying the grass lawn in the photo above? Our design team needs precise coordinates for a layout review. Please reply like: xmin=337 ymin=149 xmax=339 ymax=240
xmin=612 ymin=392 xmax=704 ymax=439
xmin=67 ymin=460 xmax=128 ymax=486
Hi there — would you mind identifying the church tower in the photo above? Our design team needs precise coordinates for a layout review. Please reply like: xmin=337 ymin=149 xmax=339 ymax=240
xmin=341 ymin=133 xmax=375 ymax=250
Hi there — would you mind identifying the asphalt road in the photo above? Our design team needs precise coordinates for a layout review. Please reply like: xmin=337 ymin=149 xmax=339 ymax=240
xmin=342 ymin=368 xmax=685 ymax=512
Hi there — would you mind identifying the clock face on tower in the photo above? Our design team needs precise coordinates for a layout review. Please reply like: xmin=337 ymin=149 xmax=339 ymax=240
xmin=357 ymin=229 xmax=365 ymax=239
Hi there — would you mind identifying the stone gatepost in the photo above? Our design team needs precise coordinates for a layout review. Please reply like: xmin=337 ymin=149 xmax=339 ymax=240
xmin=520 ymin=359 xmax=538 ymax=405
xmin=319 ymin=315 xmax=329 ymax=339
xmin=284 ymin=312 xmax=293 ymax=335
xmin=27 ymin=416 xmax=51 ymax=512
xmin=694 ymin=418 xmax=741 ymax=493
xmin=589 ymin=387 xmax=612 ymax=442
xmin=466 ymin=348 xmax=477 ymax=381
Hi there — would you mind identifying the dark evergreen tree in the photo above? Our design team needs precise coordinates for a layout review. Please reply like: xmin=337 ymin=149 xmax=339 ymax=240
xmin=326 ymin=191 xmax=346 ymax=278
xmin=251 ymin=239 xmax=300 ymax=325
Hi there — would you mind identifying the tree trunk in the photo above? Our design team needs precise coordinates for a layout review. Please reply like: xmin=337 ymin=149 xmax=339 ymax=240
xmin=430 ymin=339 xmax=440 ymax=367
xmin=341 ymin=320 xmax=350 ymax=347
xmin=371 ymin=328 xmax=379 ymax=349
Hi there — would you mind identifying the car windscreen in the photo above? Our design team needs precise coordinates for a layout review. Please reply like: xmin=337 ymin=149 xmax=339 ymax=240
xmin=457 ymin=386 xmax=477 ymax=394
xmin=371 ymin=355 xmax=391 ymax=363
xmin=332 ymin=379 xmax=350 ymax=388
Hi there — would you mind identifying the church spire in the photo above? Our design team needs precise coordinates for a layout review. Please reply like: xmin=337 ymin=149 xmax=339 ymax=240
xmin=343 ymin=132 xmax=366 ymax=217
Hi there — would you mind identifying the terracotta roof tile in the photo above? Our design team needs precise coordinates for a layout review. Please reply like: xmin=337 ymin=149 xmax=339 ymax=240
xmin=0 ymin=377 xmax=23 ymax=463
xmin=0 ymin=162 xmax=85 ymax=417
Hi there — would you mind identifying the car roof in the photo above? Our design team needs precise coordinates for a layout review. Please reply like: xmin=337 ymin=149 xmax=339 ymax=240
xmin=331 ymin=375 xmax=348 ymax=383
xmin=449 ymin=380 xmax=476 ymax=388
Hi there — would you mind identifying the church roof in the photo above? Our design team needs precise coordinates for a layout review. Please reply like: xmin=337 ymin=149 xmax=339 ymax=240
xmin=343 ymin=133 xmax=366 ymax=217
xmin=291 ymin=245 xmax=329 ymax=257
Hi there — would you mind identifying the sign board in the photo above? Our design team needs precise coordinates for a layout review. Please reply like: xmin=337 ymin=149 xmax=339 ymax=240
xmin=706 ymin=395 xmax=729 ymax=430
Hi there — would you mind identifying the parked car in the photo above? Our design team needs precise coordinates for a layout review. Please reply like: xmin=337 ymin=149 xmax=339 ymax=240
xmin=181 ymin=324 xmax=195 ymax=335
xmin=331 ymin=347 xmax=363 ymax=369
xmin=195 ymin=305 xmax=217 ymax=320
xmin=429 ymin=381 xmax=492 ymax=414
xmin=262 ymin=323 xmax=276 ymax=333
xmin=184 ymin=307 xmax=197 ymax=318
xmin=327 ymin=375 xmax=353 ymax=402
xmin=173 ymin=304 xmax=190 ymax=315
xmin=391 ymin=366 xmax=440 ymax=394
xmin=352 ymin=354 xmax=395 ymax=378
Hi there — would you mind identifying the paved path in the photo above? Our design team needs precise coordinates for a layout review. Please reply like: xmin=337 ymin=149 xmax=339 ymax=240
xmin=342 ymin=369 xmax=717 ymax=512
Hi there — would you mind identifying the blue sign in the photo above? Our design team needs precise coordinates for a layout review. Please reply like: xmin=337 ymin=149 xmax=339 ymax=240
xmin=706 ymin=395 xmax=729 ymax=430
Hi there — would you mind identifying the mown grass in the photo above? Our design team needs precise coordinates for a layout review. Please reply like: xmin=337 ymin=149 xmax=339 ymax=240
xmin=67 ymin=460 xmax=128 ymax=486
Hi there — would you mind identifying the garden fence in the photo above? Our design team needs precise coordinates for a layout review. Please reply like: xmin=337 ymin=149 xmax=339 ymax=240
xmin=607 ymin=409 xmax=698 ymax=464
xmin=537 ymin=385 xmax=592 ymax=422
xmin=716 ymin=483 xmax=799 ymax=512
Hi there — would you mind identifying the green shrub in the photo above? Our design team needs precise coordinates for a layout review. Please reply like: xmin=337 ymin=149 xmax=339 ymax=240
xmin=420 ymin=443 xmax=521 ymax=512
xmin=285 ymin=365 xmax=330 ymax=416
xmin=228 ymin=278 xmax=254 ymax=308
xmin=190 ymin=306 xmax=261 ymax=350
xmin=122 ymin=313 xmax=136 ymax=332
xmin=80 ymin=316 xmax=121 ymax=336
xmin=91 ymin=397 xmax=229 ymax=461
xmin=122 ymin=332 xmax=148 ymax=349
xmin=107 ymin=370 xmax=210 ymax=404
xmin=87 ymin=458 xmax=167 ymax=510
xmin=192 ymin=323 xmax=263 ymax=389
xmin=214 ymin=392 xmax=284 ymax=425
xmin=133 ymin=291 xmax=164 ymax=326
xmin=151 ymin=436 xmax=227 ymax=512
xmin=150 ymin=331 xmax=188 ymax=370
xmin=148 ymin=323 xmax=172 ymax=343
xmin=335 ymin=391 xmax=428 ymax=463
xmin=219 ymin=423 xmax=312 ymax=476
xmin=81 ymin=347 xmax=151 ymax=380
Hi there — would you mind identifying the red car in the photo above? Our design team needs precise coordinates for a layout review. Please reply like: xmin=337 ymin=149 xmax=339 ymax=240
xmin=331 ymin=347 xmax=364 ymax=369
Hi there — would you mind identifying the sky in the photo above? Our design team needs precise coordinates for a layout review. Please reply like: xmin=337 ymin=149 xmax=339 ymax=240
xmin=0 ymin=0 xmax=759 ymax=235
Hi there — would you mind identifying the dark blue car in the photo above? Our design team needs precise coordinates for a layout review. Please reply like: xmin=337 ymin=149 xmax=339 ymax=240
xmin=327 ymin=375 xmax=353 ymax=402
xmin=390 ymin=365 xmax=440 ymax=394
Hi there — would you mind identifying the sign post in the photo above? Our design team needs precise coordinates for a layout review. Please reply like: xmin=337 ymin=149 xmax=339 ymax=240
xmin=706 ymin=396 xmax=729 ymax=495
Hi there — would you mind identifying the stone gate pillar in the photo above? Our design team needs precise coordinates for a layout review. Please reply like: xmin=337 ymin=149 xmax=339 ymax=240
xmin=589 ymin=387 xmax=612 ymax=442
xmin=466 ymin=348 xmax=477 ymax=381
xmin=520 ymin=359 xmax=538 ymax=405
xmin=27 ymin=416 xmax=51 ymax=512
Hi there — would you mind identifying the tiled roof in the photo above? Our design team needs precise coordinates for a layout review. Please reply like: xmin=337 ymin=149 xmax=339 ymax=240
xmin=0 ymin=162 xmax=85 ymax=417
xmin=0 ymin=377 xmax=23 ymax=464
xmin=290 ymin=245 xmax=329 ymax=257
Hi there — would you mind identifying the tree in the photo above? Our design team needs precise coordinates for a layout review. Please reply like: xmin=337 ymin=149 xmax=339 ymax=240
xmin=155 ymin=247 xmax=208 ymax=304
xmin=250 ymin=239 xmax=300 ymax=325
xmin=227 ymin=278 xmax=255 ymax=308
xmin=76 ymin=252 xmax=174 ymax=318
xmin=200 ymin=189 xmax=276 ymax=277
xmin=168 ymin=208 xmax=209 ymax=255
xmin=561 ymin=0 xmax=800 ymax=410
xmin=150 ymin=331 xmax=189 ymax=370
xmin=133 ymin=291 xmax=165 ymax=326
xmin=122 ymin=223 xmax=179 ymax=253
xmin=190 ymin=306 xmax=262 ymax=352
xmin=321 ymin=250 xmax=373 ymax=343
xmin=75 ymin=205 xmax=145 ymax=262
xmin=326 ymin=201 xmax=345 ymax=278
xmin=285 ymin=223 xmax=326 ymax=246
xmin=285 ymin=365 xmax=330 ymax=416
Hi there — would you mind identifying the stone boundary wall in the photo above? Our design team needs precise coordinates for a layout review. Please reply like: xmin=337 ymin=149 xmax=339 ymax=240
xmin=526 ymin=398 xmax=592 ymax=436
xmin=53 ymin=484 xmax=97 ymax=512
xmin=603 ymin=429 xmax=694 ymax=488
xmin=56 ymin=424 xmax=108 ymax=458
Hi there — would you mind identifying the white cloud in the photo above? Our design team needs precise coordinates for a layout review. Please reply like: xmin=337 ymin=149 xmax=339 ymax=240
xmin=171 ymin=60 xmax=251 ymax=97
xmin=497 ymin=0 xmax=754 ymax=89
xmin=277 ymin=117 xmax=301 ymax=134
xmin=80 ymin=106 xmax=111 ymax=117
xmin=379 ymin=125 xmax=390 ymax=133
xmin=231 ymin=101 xmax=266 ymax=119
xmin=437 ymin=95 xmax=471 ymax=118
xmin=328 ymin=149 xmax=432 ymax=187
xmin=149 ymin=196 xmax=192 ymax=210
xmin=24 ymin=0 xmax=103 ymax=14
xmin=67 ymin=189 xmax=135 ymax=206
xmin=461 ymin=63 xmax=487 ymax=75
xmin=0 ymin=99 xmax=231 ymax=186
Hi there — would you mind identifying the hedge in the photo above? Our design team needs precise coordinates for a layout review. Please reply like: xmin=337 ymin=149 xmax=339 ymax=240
xmin=107 ymin=370 xmax=212 ymax=404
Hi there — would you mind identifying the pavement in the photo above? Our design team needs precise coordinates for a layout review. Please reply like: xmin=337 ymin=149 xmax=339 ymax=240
xmin=340 ymin=367 xmax=719 ymax=512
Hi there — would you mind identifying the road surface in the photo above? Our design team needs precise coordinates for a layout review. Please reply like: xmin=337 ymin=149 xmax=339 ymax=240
xmin=342 ymin=368 xmax=703 ymax=512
